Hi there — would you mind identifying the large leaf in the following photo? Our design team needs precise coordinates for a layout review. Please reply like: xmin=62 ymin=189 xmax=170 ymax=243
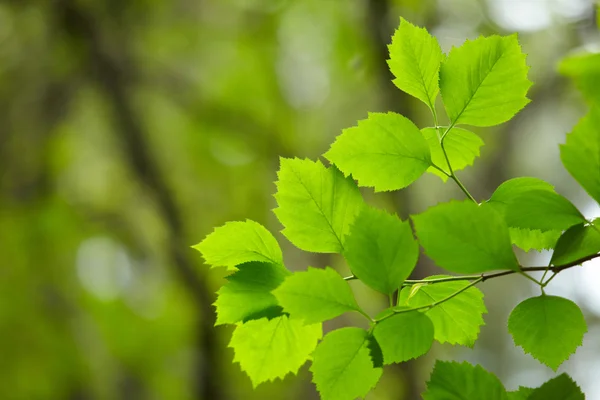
xmin=229 ymin=315 xmax=322 ymax=387
xmin=344 ymin=207 xmax=419 ymax=295
xmin=387 ymin=18 xmax=443 ymax=109
xmin=528 ymin=374 xmax=584 ymax=400
xmin=398 ymin=276 xmax=487 ymax=346
xmin=412 ymin=200 xmax=519 ymax=273
xmin=508 ymin=295 xmax=587 ymax=370
xmin=373 ymin=311 xmax=434 ymax=364
xmin=440 ymin=35 xmax=531 ymax=127
xmin=311 ymin=327 xmax=382 ymax=400
xmin=561 ymin=106 xmax=600 ymax=204
xmin=273 ymin=267 xmax=361 ymax=324
xmin=274 ymin=158 xmax=364 ymax=253
xmin=194 ymin=220 xmax=283 ymax=269
xmin=551 ymin=222 xmax=600 ymax=266
xmin=215 ymin=261 xmax=290 ymax=325
xmin=423 ymin=361 xmax=508 ymax=400
xmin=324 ymin=112 xmax=431 ymax=192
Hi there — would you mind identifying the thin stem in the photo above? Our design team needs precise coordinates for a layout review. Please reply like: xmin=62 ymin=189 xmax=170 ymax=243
xmin=388 ymin=293 xmax=394 ymax=308
xmin=542 ymin=271 xmax=559 ymax=288
xmin=439 ymin=125 xmax=477 ymax=203
xmin=449 ymin=174 xmax=477 ymax=203
xmin=430 ymin=162 xmax=452 ymax=177
xmin=344 ymin=275 xmax=358 ymax=281
xmin=356 ymin=308 xmax=375 ymax=323
xmin=518 ymin=271 xmax=543 ymax=286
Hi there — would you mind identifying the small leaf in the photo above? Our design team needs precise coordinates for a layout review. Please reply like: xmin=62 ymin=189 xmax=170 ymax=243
xmin=440 ymin=35 xmax=531 ymax=127
xmin=194 ymin=220 xmax=283 ymax=269
xmin=274 ymin=158 xmax=364 ymax=253
xmin=387 ymin=18 xmax=443 ymax=109
xmin=412 ymin=200 xmax=519 ymax=273
xmin=423 ymin=361 xmax=508 ymax=400
xmin=229 ymin=316 xmax=322 ymax=387
xmin=273 ymin=267 xmax=361 ymax=324
xmin=489 ymin=177 xmax=555 ymax=206
xmin=509 ymin=227 xmax=561 ymax=252
xmin=508 ymin=295 xmax=587 ymax=370
xmin=559 ymin=52 xmax=600 ymax=105
xmin=373 ymin=311 xmax=434 ymax=364
xmin=528 ymin=374 xmax=584 ymax=400
xmin=551 ymin=222 xmax=600 ymax=266
xmin=344 ymin=207 xmax=419 ymax=295
xmin=324 ymin=112 xmax=431 ymax=192
xmin=311 ymin=327 xmax=382 ymax=400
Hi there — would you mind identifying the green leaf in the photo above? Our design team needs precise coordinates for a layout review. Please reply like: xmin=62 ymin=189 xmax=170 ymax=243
xmin=229 ymin=315 xmax=322 ymax=387
xmin=489 ymin=177 xmax=555 ymax=205
xmin=504 ymin=190 xmax=585 ymax=232
xmin=387 ymin=18 xmax=443 ymax=109
xmin=507 ymin=386 xmax=535 ymax=400
xmin=215 ymin=261 xmax=290 ymax=325
xmin=274 ymin=158 xmax=364 ymax=253
xmin=272 ymin=267 xmax=361 ymax=324
xmin=509 ymin=228 xmax=561 ymax=253
xmin=373 ymin=311 xmax=434 ymax=364
xmin=398 ymin=276 xmax=487 ymax=346
xmin=561 ymin=106 xmax=600 ymax=204
xmin=423 ymin=361 xmax=508 ymax=400
xmin=559 ymin=52 xmax=600 ymax=105
xmin=422 ymin=127 xmax=484 ymax=181
xmin=344 ymin=207 xmax=419 ymax=294
xmin=551 ymin=222 xmax=600 ymax=266
xmin=508 ymin=295 xmax=587 ymax=370
xmin=194 ymin=220 xmax=283 ymax=269
xmin=412 ymin=200 xmax=519 ymax=273
xmin=440 ymin=35 xmax=531 ymax=127
xmin=311 ymin=327 xmax=382 ymax=400
xmin=528 ymin=374 xmax=584 ymax=400
xmin=324 ymin=112 xmax=431 ymax=192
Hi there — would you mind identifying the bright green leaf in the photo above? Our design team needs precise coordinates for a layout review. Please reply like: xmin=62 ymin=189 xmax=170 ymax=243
xmin=551 ymin=222 xmax=600 ymax=266
xmin=344 ymin=207 xmax=419 ymax=294
xmin=311 ymin=327 xmax=382 ymax=400
xmin=507 ymin=386 xmax=535 ymax=400
xmin=412 ymin=200 xmax=519 ymax=273
xmin=229 ymin=315 xmax=322 ymax=387
xmin=489 ymin=177 xmax=555 ymax=205
xmin=373 ymin=311 xmax=434 ymax=364
xmin=194 ymin=220 xmax=283 ymax=269
xmin=274 ymin=158 xmax=364 ymax=253
xmin=509 ymin=227 xmax=561 ymax=252
xmin=387 ymin=18 xmax=443 ymax=109
xmin=528 ymin=374 xmax=584 ymax=400
xmin=324 ymin=112 xmax=431 ymax=192
xmin=508 ymin=295 xmax=587 ymax=370
xmin=272 ymin=267 xmax=360 ymax=324
xmin=423 ymin=361 xmax=508 ymax=400
xmin=559 ymin=52 xmax=600 ymax=105
xmin=440 ymin=35 xmax=531 ymax=126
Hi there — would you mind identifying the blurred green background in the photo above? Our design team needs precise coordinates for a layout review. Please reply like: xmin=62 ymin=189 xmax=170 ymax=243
xmin=2 ymin=0 xmax=600 ymax=399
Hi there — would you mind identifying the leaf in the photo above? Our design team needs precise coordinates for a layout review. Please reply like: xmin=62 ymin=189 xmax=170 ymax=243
xmin=398 ymin=276 xmax=487 ymax=346
xmin=412 ymin=200 xmax=519 ymax=273
xmin=229 ymin=315 xmax=322 ymax=387
xmin=344 ymin=207 xmax=419 ymax=294
xmin=508 ymin=295 xmax=587 ymax=370
xmin=311 ymin=327 xmax=382 ymax=400
xmin=507 ymin=387 xmax=535 ymax=400
xmin=422 ymin=127 xmax=484 ymax=181
xmin=373 ymin=311 xmax=434 ymax=364
xmin=559 ymin=52 xmax=600 ymax=105
xmin=324 ymin=112 xmax=431 ymax=192
xmin=215 ymin=261 xmax=290 ymax=325
xmin=274 ymin=158 xmax=364 ymax=253
xmin=528 ymin=374 xmax=584 ymax=400
xmin=387 ymin=17 xmax=443 ymax=109
xmin=194 ymin=220 xmax=283 ymax=269
xmin=551 ymin=222 xmax=600 ymax=266
xmin=509 ymin=228 xmax=561 ymax=253
xmin=504 ymin=190 xmax=585 ymax=232
xmin=423 ymin=361 xmax=508 ymax=400
xmin=561 ymin=106 xmax=600 ymax=204
xmin=272 ymin=267 xmax=361 ymax=324
xmin=489 ymin=177 xmax=555 ymax=206
xmin=440 ymin=35 xmax=531 ymax=127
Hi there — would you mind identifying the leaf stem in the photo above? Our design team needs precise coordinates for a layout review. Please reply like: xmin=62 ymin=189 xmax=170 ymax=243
xmin=439 ymin=123 xmax=478 ymax=203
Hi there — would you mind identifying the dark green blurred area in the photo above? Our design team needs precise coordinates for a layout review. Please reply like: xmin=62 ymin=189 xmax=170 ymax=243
xmin=1 ymin=1 xmax=599 ymax=399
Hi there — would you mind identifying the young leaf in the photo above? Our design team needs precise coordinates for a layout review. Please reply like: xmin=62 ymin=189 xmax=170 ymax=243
xmin=527 ymin=374 xmax=584 ymax=400
xmin=229 ymin=315 xmax=322 ymax=387
xmin=215 ymin=261 xmax=290 ymax=325
xmin=423 ymin=361 xmax=508 ymax=400
xmin=561 ymin=106 xmax=600 ymax=204
xmin=324 ymin=112 xmax=431 ymax=192
xmin=398 ymin=276 xmax=487 ymax=346
xmin=488 ymin=177 xmax=555 ymax=206
xmin=551 ymin=222 xmax=600 ymax=266
xmin=440 ymin=35 xmax=531 ymax=127
xmin=508 ymin=295 xmax=587 ymax=370
xmin=509 ymin=227 xmax=561 ymax=253
xmin=274 ymin=158 xmax=364 ymax=253
xmin=344 ymin=207 xmax=419 ymax=295
xmin=272 ymin=267 xmax=361 ymax=324
xmin=194 ymin=220 xmax=283 ymax=269
xmin=412 ymin=200 xmax=519 ymax=273
xmin=507 ymin=387 xmax=535 ymax=400
xmin=373 ymin=311 xmax=434 ymax=364
xmin=422 ymin=127 xmax=484 ymax=181
xmin=387 ymin=18 xmax=443 ymax=109
xmin=311 ymin=327 xmax=382 ymax=400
